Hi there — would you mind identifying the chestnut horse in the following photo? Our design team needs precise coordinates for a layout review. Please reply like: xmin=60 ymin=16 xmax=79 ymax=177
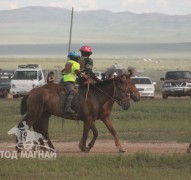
xmin=18 ymin=74 xmax=140 ymax=152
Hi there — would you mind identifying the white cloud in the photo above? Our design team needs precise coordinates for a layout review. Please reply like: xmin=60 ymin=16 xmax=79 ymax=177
xmin=119 ymin=0 xmax=172 ymax=14
xmin=156 ymin=0 xmax=168 ymax=8
xmin=48 ymin=2 xmax=65 ymax=9
xmin=49 ymin=0 xmax=97 ymax=11
xmin=0 ymin=1 xmax=18 ymax=10
xmin=0 ymin=0 xmax=190 ymax=14
xmin=121 ymin=0 xmax=146 ymax=6
xmin=121 ymin=0 xmax=168 ymax=7
xmin=10 ymin=2 xmax=18 ymax=9
xmin=0 ymin=0 xmax=97 ymax=11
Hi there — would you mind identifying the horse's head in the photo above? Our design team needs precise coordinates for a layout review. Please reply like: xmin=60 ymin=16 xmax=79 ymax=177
xmin=114 ymin=74 xmax=140 ymax=110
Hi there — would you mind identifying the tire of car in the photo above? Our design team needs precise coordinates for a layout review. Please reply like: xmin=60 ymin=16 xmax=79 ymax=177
xmin=13 ymin=94 xmax=19 ymax=98
xmin=162 ymin=93 xmax=168 ymax=99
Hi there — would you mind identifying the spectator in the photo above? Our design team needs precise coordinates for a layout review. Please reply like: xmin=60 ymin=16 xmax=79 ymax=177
xmin=47 ymin=71 xmax=55 ymax=83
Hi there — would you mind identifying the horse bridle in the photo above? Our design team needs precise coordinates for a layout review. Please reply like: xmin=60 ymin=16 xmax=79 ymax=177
xmin=92 ymin=75 xmax=135 ymax=105
xmin=112 ymin=75 xmax=135 ymax=105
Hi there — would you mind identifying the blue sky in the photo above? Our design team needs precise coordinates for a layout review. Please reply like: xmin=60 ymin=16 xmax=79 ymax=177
xmin=0 ymin=0 xmax=191 ymax=15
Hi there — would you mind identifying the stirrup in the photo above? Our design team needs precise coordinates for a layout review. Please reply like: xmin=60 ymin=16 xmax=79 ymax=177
xmin=64 ymin=108 xmax=76 ymax=114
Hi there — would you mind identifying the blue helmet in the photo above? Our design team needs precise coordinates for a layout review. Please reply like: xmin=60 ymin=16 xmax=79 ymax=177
xmin=68 ymin=51 xmax=80 ymax=58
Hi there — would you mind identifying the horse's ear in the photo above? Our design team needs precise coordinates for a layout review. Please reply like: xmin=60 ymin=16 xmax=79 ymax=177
xmin=127 ymin=72 xmax=132 ymax=78
xmin=121 ymin=73 xmax=132 ymax=79
xmin=116 ymin=74 xmax=128 ymax=83
xmin=116 ymin=75 xmax=124 ymax=83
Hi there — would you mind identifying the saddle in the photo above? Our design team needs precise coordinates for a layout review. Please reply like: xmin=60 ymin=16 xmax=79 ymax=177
xmin=58 ymin=79 xmax=93 ymax=114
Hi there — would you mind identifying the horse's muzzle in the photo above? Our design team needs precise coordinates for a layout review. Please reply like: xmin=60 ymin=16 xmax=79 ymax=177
xmin=131 ymin=94 xmax=141 ymax=102
xmin=122 ymin=103 xmax=130 ymax=110
xmin=121 ymin=100 xmax=130 ymax=110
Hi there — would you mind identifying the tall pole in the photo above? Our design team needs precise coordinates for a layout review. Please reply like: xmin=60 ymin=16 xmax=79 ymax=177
xmin=68 ymin=7 xmax=74 ymax=55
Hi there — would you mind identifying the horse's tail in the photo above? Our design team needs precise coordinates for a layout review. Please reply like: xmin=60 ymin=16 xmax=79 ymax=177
xmin=20 ymin=95 xmax=29 ymax=116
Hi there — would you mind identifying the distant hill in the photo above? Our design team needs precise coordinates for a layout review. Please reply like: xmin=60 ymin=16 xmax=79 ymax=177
xmin=0 ymin=6 xmax=191 ymax=44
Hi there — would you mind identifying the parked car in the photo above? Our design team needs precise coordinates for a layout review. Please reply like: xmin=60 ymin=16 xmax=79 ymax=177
xmin=93 ymin=71 xmax=103 ymax=80
xmin=160 ymin=70 xmax=191 ymax=99
xmin=10 ymin=64 xmax=45 ymax=97
xmin=0 ymin=71 xmax=14 ymax=98
xmin=131 ymin=77 xmax=156 ymax=98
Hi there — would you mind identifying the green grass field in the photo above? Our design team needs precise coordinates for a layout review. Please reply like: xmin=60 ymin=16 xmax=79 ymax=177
xmin=1 ymin=154 xmax=191 ymax=180
xmin=0 ymin=98 xmax=191 ymax=142
xmin=0 ymin=98 xmax=191 ymax=179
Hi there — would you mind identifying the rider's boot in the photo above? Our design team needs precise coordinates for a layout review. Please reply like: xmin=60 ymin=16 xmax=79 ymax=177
xmin=64 ymin=94 xmax=75 ymax=113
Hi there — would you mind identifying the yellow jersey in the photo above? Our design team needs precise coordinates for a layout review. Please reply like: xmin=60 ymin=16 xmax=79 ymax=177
xmin=63 ymin=60 xmax=80 ymax=82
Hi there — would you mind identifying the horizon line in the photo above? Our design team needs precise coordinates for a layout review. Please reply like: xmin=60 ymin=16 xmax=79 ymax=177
xmin=0 ymin=5 xmax=190 ymax=16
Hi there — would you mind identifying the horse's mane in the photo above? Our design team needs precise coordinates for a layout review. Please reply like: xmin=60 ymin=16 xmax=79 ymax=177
xmin=80 ymin=74 xmax=130 ymax=89
xmin=93 ymin=78 xmax=114 ymax=87
xmin=79 ymin=78 xmax=114 ymax=90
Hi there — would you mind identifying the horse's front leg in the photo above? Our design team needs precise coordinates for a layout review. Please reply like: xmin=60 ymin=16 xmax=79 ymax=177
xmin=103 ymin=117 xmax=125 ymax=153
xmin=79 ymin=120 xmax=91 ymax=152
xmin=88 ymin=123 xmax=98 ymax=149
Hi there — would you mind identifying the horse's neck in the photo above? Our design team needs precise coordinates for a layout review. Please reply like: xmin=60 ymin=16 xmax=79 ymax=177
xmin=91 ymin=82 xmax=115 ymax=103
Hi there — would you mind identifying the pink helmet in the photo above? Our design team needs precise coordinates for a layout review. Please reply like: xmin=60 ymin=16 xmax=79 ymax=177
xmin=79 ymin=46 xmax=92 ymax=53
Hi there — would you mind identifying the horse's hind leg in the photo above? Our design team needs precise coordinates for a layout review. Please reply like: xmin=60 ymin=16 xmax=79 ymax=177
xmin=38 ymin=115 xmax=55 ymax=152
xmin=33 ymin=121 xmax=46 ymax=151
xmin=102 ymin=117 xmax=125 ymax=153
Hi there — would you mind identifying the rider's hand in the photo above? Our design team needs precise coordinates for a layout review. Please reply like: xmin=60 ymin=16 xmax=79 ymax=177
xmin=61 ymin=69 xmax=65 ymax=75
xmin=82 ymin=74 xmax=89 ymax=79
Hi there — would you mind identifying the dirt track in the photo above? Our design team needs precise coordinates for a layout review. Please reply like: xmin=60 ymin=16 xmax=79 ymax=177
xmin=55 ymin=140 xmax=189 ymax=156
xmin=1 ymin=140 xmax=190 ymax=156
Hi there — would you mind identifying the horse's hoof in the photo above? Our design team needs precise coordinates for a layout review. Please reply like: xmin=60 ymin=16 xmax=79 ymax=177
xmin=16 ymin=146 xmax=22 ymax=153
xmin=187 ymin=148 xmax=191 ymax=153
xmin=119 ymin=148 xmax=126 ymax=153
xmin=85 ymin=147 xmax=91 ymax=153
xmin=88 ymin=143 xmax=93 ymax=149
xmin=49 ymin=148 xmax=56 ymax=153
xmin=41 ymin=146 xmax=49 ymax=152
xmin=32 ymin=146 xmax=37 ymax=151
xmin=80 ymin=146 xmax=85 ymax=152
xmin=17 ymin=150 xmax=21 ymax=153
xmin=81 ymin=147 xmax=90 ymax=153
xmin=79 ymin=142 xmax=83 ymax=150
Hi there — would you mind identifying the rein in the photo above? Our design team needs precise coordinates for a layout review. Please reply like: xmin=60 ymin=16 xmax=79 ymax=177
xmin=85 ymin=82 xmax=90 ymax=102
xmin=91 ymin=82 xmax=120 ymax=103
xmin=122 ymin=75 xmax=135 ymax=95
xmin=112 ymin=75 xmax=135 ymax=105
xmin=91 ymin=75 xmax=134 ymax=105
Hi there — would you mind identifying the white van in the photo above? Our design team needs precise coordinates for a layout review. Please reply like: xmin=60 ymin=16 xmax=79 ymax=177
xmin=10 ymin=64 xmax=45 ymax=96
